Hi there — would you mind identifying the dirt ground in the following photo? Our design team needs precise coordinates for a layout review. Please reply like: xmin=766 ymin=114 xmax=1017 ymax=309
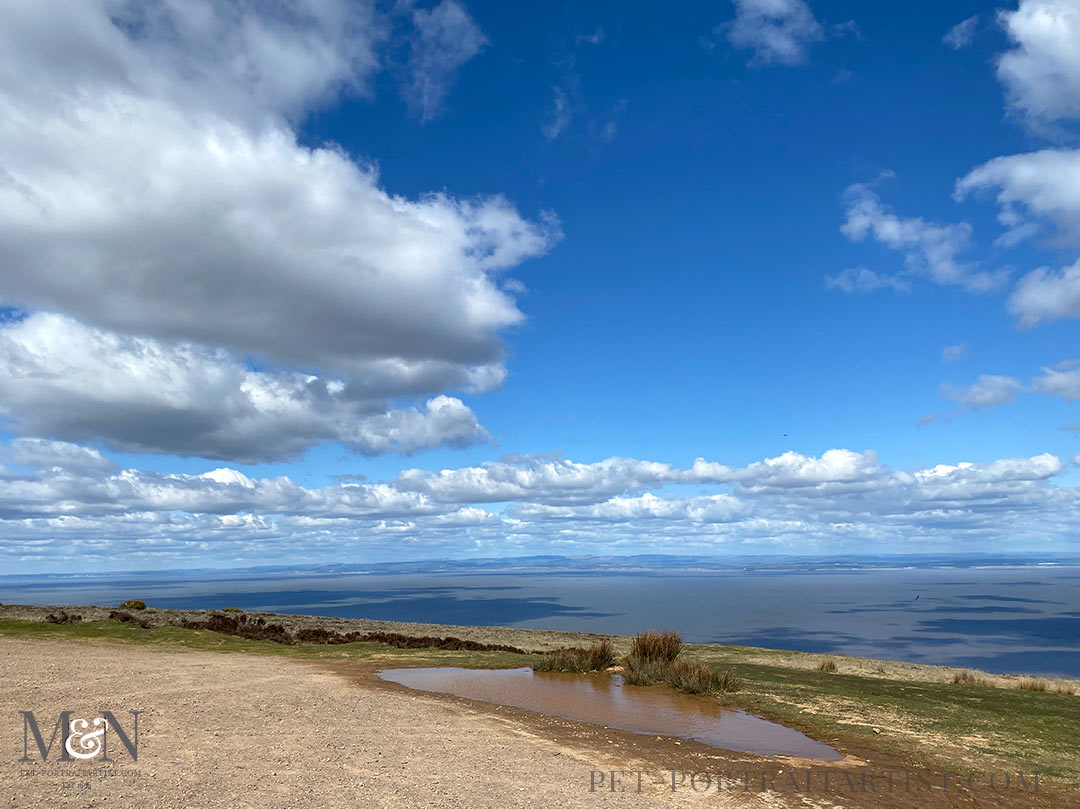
xmin=1 ymin=637 xmax=1070 ymax=809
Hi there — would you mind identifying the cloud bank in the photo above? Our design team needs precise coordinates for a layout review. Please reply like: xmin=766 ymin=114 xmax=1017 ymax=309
xmin=0 ymin=0 xmax=555 ymax=462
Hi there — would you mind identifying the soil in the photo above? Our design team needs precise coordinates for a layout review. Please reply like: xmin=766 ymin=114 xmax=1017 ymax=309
xmin=2 ymin=637 xmax=1072 ymax=809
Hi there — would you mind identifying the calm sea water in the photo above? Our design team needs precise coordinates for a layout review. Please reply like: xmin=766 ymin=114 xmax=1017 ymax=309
xmin=4 ymin=562 xmax=1079 ymax=677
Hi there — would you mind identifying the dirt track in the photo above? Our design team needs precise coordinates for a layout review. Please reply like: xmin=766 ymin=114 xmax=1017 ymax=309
xmin=2 ymin=637 xmax=1070 ymax=809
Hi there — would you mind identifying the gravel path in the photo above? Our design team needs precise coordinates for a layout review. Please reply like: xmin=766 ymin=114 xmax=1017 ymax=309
xmin=1 ymin=638 xmax=758 ymax=809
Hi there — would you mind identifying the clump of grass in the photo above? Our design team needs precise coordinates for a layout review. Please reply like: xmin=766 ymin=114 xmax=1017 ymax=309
xmin=1054 ymin=684 xmax=1076 ymax=696
xmin=873 ymin=664 xmax=887 ymax=675
xmin=668 ymin=660 xmax=741 ymax=695
xmin=952 ymin=670 xmax=993 ymax=687
xmin=117 ymin=600 xmax=146 ymax=610
xmin=817 ymin=658 xmax=838 ymax=673
xmin=45 ymin=611 xmax=82 ymax=625
xmin=629 ymin=630 xmax=682 ymax=663
xmin=623 ymin=655 xmax=669 ymax=685
xmin=1018 ymin=677 xmax=1048 ymax=692
xmin=222 ymin=606 xmax=243 ymax=612
xmin=624 ymin=655 xmax=740 ymax=695
xmin=533 ymin=640 xmax=615 ymax=673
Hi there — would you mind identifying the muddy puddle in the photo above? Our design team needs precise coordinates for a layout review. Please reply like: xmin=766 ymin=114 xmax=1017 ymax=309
xmin=379 ymin=666 xmax=841 ymax=760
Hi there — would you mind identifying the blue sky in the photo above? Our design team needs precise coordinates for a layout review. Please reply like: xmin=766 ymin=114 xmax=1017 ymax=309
xmin=1 ymin=0 xmax=1079 ymax=571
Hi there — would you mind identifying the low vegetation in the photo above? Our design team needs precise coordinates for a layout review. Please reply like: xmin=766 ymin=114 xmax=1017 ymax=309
xmin=629 ymin=630 xmax=682 ymax=663
xmin=817 ymin=657 xmax=838 ymax=673
xmin=44 ymin=611 xmax=82 ymax=625
xmin=532 ymin=640 xmax=615 ymax=673
xmin=117 ymin=600 xmax=147 ymax=610
xmin=1018 ymin=677 xmax=1048 ymax=692
xmin=623 ymin=631 xmax=740 ymax=696
xmin=953 ymin=669 xmax=993 ymax=687
xmin=173 ymin=611 xmax=534 ymax=653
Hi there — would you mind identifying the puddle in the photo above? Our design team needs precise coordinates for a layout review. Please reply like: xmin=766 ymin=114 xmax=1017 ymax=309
xmin=378 ymin=667 xmax=841 ymax=760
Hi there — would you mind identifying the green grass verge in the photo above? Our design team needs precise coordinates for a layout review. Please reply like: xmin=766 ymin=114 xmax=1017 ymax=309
xmin=688 ymin=649 xmax=1080 ymax=789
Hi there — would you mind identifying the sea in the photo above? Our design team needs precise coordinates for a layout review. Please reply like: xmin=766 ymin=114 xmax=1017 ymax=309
xmin=3 ymin=554 xmax=1079 ymax=678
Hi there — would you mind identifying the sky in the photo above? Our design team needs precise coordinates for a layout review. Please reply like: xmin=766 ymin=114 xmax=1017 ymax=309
xmin=1 ymin=0 xmax=1080 ymax=572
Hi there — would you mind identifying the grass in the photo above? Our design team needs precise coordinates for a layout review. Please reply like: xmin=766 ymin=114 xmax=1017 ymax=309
xmin=817 ymin=658 xmax=838 ymax=673
xmin=1018 ymin=677 xmax=1049 ymax=692
xmin=629 ymin=630 xmax=682 ymax=663
xmin=622 ymin=631 xmax=740 ymax=696
xmin=686 ymin=643 xmax=1080 ymax=790
xmin=953 ymin=669 xmax=993 ymax=687
xmin=532 ymin=640 xmax=614 ymax=673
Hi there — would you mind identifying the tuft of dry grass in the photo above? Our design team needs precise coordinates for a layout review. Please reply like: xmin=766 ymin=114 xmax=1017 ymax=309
xmin=622 ymin=655 xmax=669 ymax=686
xmin=953 ymin=670 xmax=993 ymax=687
xmin=817 ymin=658 xmax=838 ymax=673
xmin=118 ymin=600 xmax=147 ymax=610
xmin=533 ymin=640 xmax=615 ymax=673
xmin=629 ymin=630 xmax=682 ymax=663
xmin=1018 ymin=677 xmax=1049 ymax=692
xmin=1054 ymin=684 xmax=1076 ymax=696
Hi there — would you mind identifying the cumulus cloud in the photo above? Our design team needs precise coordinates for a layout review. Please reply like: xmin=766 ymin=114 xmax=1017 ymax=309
xmin=0 ymin=313 xmax=490 ymax=462
xmin=943 ymin=15 xmax=978 ymax=50
xmin=402 ymin=0 xmax=487 ymax=120
xmin=0 ymin=1 xmax=553 ymax=461
xmin=996 ymin=0 xmax=1080 ymax=125
xmin=1 ymin=446 xmax=1072 ymax=567
xmin=957 ymin=148 xmax=1080 ymax=247
xmin=840 ymin=183 xmax=1006 ymax=293
xmin=1007 ymin=257 xmax=1080 ymax=326
xmin=726 ymin=0 xmax=825 ymax=66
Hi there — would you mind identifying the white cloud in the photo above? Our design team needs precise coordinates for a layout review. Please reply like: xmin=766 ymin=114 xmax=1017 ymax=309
xmin=944 ymin=374 xmax=1024 ymax=410
xmin=1007 ymin=257 xmax=1080 ymax=327
xmin=943 ymin=15 xmax=979 ymax=50
xmin=0 ymin=314 xmax=490 ymax=463
xmin=2 ymin=447 xmax=1073 ymax=566
xmin=1033 ymin=363 xmax=1080 ymax=400
xmin=726 ymin=0 xmax=825 ymax=66
xmin=825 ymin=267 xmax=909 ymax=293
xmin=957 ymin=148 xmax=1080 ymax=247
xmin=942 ymin=344 xmax=967 ymax=362
xmin=996 ymin=0 xmax=1080 ymax=125
xmin=0 ymin=0 xmax=554 ymax=461
xmin=402 ymin=0 xmax=487 ymax=120
xmin=841 ymin=183 xmax=1006 ymax=293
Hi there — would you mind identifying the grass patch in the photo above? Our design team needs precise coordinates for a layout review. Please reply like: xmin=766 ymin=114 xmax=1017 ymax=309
xmin=622 ymin=631 xmax=739 ymax=696
xmin=117 ymin=600 xmax=147 ymax=610
xmin=953 ymin=670 xmax=993 ymax=687
xmin=1018 ymin=677 xmax=1049 ymax=692
xmin=629 ymin=630 xmax=682 ymax=663
xmin=817 ymin=658 xmax=838 ymax=673
xmin=688 ymin=646 xmax=1080 ymax=790
xmin=532 ymin=640 xmax=615 ymax=673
